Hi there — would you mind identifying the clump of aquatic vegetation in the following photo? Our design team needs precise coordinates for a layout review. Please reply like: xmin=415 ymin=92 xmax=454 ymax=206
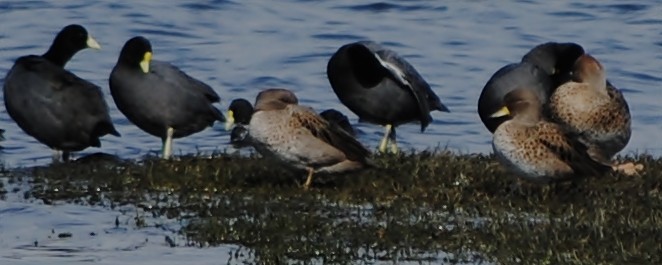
xmin=7 ymin=151 xmax=662 ymax=264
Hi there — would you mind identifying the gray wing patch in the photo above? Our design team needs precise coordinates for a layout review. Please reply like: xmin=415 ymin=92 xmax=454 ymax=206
xmin=150 ymin=61 xmax=220 ymax=102
xmin=373 ymin=51 xmax=411 ymax=88
xmin=375 ymin=48 xmax=432 ymax=126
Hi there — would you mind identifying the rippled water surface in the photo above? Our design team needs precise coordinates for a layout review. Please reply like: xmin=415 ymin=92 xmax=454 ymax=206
xmin=0 ymin=0 xmax=660 ymax=167
xmin=0 ymin=177 xmax=238 ymax=265
xmin=0 ymin=0 xmax=661 ymax=263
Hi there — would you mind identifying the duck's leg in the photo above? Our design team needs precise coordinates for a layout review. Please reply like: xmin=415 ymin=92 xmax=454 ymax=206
xmin=62 ymin=151 xmax=71 ymax=162
xmin=162 ymin=127 xmax=174 ymax=159
xmin=52 ymin=150 xmax=63 ymax=163
xmin=388 ymin=127 xmax=398 ymax=154
xmin=378 ymin=124 xmax=393 ymax=153
xmin=303 ymin=167 xmax=315 ymax=190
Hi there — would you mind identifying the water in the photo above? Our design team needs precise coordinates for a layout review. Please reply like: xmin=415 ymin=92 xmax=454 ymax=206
xmin=0 ymin=0 xmax=660 ymax=167
xmin=0 ymin=179 xmax=237 ymax=265
xmin=0 ymin=0 xmax=661 ymax=263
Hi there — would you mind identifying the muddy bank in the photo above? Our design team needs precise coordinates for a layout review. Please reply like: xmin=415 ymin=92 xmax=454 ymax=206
xmin=7 ymin=151 xmax=662 ymax=264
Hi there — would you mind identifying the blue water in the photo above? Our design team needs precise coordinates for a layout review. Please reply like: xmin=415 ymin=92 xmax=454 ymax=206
xmin=0 ymin=177 xmax=239 ymax=265
xmin=0 ymin=1 xmax=661 ymax=263
xmin=1 ymin=1 xmax=661 ymax=167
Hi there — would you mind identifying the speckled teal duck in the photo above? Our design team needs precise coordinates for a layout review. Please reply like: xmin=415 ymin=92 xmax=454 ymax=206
xmin=548 ymin=54 xmax=631 ymax=159
xmin=491 ymin=88 xmax=612 ymax=183
xmin=225 ymin=98 xmax=356 ymax=145
xmin=243 ymin=88 xmax=372 ymax=189
xmin=478 ymin=42 xmax=585 ymax=133
xmin=547 ymin=54 xmax=642 ymax=174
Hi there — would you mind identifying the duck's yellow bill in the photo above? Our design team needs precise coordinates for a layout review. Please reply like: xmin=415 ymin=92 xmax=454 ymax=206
xmin=490 ymin=106 xmax=510 ymax=118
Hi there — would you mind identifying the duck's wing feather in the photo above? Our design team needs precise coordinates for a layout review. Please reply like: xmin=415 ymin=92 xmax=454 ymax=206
xmin=288 ymin=105 xmax=370 ymax=162
xmin=535 ymin=122 xmax=612 ymax=177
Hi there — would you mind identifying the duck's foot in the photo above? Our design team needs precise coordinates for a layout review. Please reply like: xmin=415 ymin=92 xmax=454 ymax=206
xmin=52 ymin=150 xmax=72 ymax=163
xmin=52 ymin=150 xmax=63 ymax=163
xmin=302 ymin=167 xmax=315 ymax=190
xmin=612 ymin=162 xmax=644 ymax=176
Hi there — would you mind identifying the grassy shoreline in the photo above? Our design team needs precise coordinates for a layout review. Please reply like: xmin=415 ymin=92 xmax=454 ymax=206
xmin=3 ymin=151 xmax=661 ymax=264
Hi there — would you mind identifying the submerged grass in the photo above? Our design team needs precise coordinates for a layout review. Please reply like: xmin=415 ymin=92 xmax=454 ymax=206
xmin=8 ymin=151 xmax=662 ymax=264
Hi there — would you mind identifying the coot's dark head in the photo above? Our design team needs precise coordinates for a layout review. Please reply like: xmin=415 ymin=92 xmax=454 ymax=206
xmin=521 ymin=42 xmax=585 ymax=87
xmin=345 ymin=43 xmax=385 ymax=88
xmin=118 ymin=36 xmax=153 ymax=73
xmin=43 ymin=24 xmax=101 ymax=67
xmin=225 ymin=98 xmax=254 ymax=130
xmin=521 ymin=42 xmax=584 ymax=75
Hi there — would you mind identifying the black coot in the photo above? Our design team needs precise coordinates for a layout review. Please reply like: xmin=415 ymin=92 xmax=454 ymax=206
xmin=3 ymin=24 xmax=119 ymax=161
xmin=327 ymin=41 xmax=450 ymax=153
xmin=109 ymin=36 xmax=225 ymax=159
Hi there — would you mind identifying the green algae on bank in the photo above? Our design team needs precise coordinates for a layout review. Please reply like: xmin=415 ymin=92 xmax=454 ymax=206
xmin=10 ymin=151 xmax=662 ymax=264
